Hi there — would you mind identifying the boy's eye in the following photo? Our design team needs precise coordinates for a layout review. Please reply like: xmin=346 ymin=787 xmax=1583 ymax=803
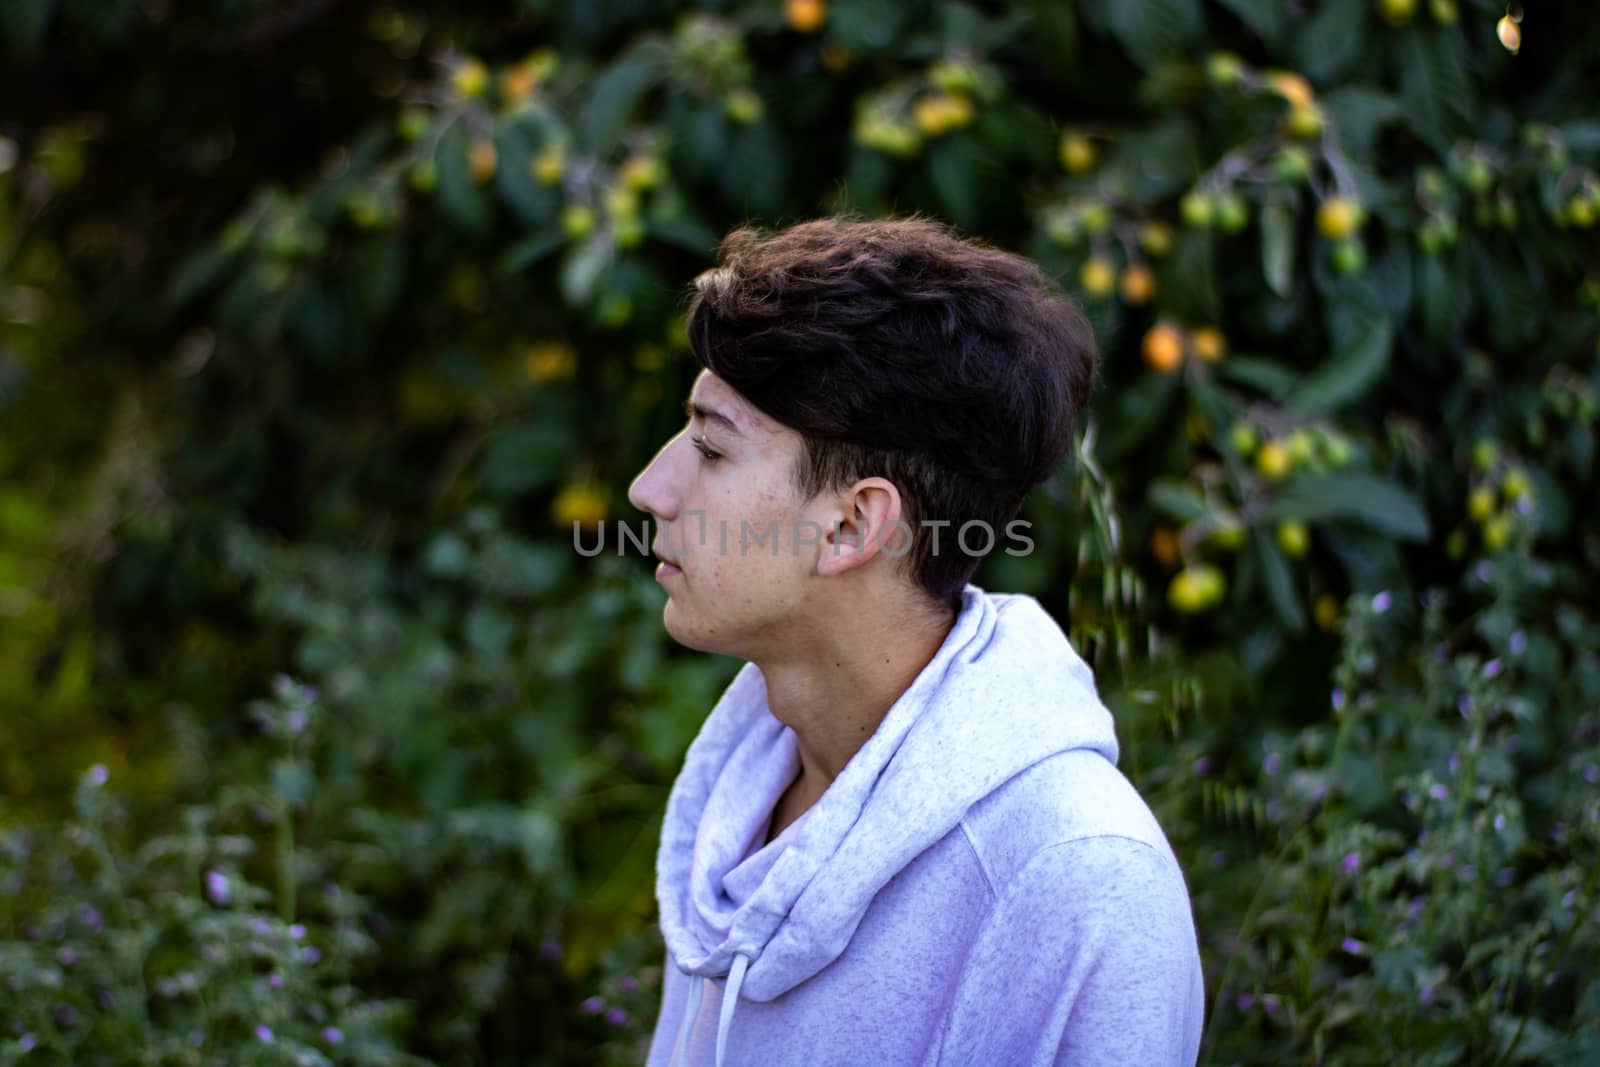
xmin=690 ymin=435 xmax=722 ymax=462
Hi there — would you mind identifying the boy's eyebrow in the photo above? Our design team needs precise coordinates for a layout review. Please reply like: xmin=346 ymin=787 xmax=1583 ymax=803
xmin=684 ymin=395 xmax=744 ymax=437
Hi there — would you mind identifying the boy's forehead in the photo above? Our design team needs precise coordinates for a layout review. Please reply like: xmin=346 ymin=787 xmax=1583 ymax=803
xmin=691 ymin=371 xmax=778 ymax=437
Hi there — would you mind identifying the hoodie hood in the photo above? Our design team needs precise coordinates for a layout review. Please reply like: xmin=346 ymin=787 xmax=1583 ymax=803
xmin=655 ymin=584 xmax=1119 ymax=1035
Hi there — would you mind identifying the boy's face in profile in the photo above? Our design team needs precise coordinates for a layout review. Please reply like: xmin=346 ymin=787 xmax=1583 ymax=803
xmin=628 ymin=370 xmax=837 ymax=659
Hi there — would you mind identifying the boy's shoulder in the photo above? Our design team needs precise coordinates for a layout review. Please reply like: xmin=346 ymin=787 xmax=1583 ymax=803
xmin=956 ymin=748 xmax=1181 ymax=898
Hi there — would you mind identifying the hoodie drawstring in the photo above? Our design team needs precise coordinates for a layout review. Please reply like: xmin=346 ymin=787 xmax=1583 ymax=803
xmin=672 ymin=972 xmax=704 ymax=1066
xmin=715 ymin=952 xmax=750 ymax=1067
xmin=672 ymin=952 xmax=752 ymax=1067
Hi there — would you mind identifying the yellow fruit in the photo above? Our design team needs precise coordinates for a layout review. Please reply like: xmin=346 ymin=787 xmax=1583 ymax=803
xmin=1285 ymin=103 xmax=1324 ymax=140
xmin=913 ymin=93 xmax=973 ymax=136
xmin=1190 ymin=327 xmax=1226 ymax=363
xmin=785 ymin=0 xmax=826 ymax=33
xmin=1150 ymin=526 xmax=1180 ymax=569
xmin=533 ymin=146 xmax=565 ymax=185
xmin=1276 ymin=520 xmax=1311 ymax=558
xmin=1377 ymin=0 xmax=1416 ymax=26
xmin=1059 ymin=132 xmax=1098 ymax=174
xmin=1467 ymin=485 xmax=1496 ymax=522
xmin=1208 ymin=515 xmax=1247 ymax=551
xmin=1142 ymin=323 xmax=1185 ymax=374
xmin=724 ymin=88 xmax=764 ymax=124
xmin=1139 ymin=222 xmax=1174 ymax=257
xmin=1119 ymin=263 xmax=1156 ymax=304
xmin=561 ymin=204 xmax=596 ymax=238
xmin=1482 ymin=514 xmax=1512 ymax=552
xmin=1080 ymin=257 xmax=1115 ymax=297
xmin=619 ymin=155 xmax=662 ymax=191
xmin=469 ymin=138 xmax=497 ymax=184
xmin=452 ymin=58 xmax=489 ymax=98
xmin=1317 ymin=196 xmax=1363 ymax=240
xmin=527 ymin=342 xmax=576 ymax=383
xmin=553 ymin=483 xmax=608 ymax=528
xmin=604 ymin=183 xmax=640 ymax=219
xmin=1265 ymin=71 xmax=1315 ymax=109
xmin=1430 ymin=0 xmax=1458 ymax=23
xmin=1256 ymin=441 xmax=1291 ymax=481
xmin=1314 ymin=594 xmax=1341 ymax=631
xmin=1501 ymin=467 xmax=1532 ymax=502
xmin=1169 ymin=564 xmax=1227 ymax=614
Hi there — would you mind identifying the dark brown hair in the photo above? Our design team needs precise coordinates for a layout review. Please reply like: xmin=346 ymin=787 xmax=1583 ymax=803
xmin=685 ymin=213 xmax=1098 ymax=611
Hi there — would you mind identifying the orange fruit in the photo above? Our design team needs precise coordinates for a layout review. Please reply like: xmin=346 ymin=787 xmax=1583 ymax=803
xmin=1142 ymin=323 xmax=1185 ymax=374
xmin=469 ymin=138 xmax=497 ymax=184
xmin=1265 ymin=70 xmax=1314 ymax=109
xmin=1119 ymin=263 xmax=1156 ymax=304
xmin=785 ymin=0 xmax=826 ymax=33
xmin=1150 ymin=526 xmax=1180 ymax=569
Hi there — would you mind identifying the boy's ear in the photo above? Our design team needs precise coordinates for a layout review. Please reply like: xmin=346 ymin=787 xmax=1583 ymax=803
xmin=816 ymin=478 xmax=906 ymax=577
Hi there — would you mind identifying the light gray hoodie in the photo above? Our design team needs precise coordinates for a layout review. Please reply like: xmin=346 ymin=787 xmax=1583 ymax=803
xmin=647 ymin=584 xmax=1205 ymax=1066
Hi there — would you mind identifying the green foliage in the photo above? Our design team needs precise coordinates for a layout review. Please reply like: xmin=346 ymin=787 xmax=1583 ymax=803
xmin=1 ymin=0 xmax=1598 ymax=1062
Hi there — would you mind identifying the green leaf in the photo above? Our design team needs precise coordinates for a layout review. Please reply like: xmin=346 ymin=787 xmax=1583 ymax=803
xmin=559 ymin=234 xmax=613 ymax=307
xmin=647 ymin=216 xmax=720 ymax=258
xmin=1288 ymin=316 xmax=1392 ymax=413
xmin=1260 ymin=191 xmax=1295 ymax=299
xmin=435 ymin=121 xmax=492 ymax=234
xmin=580 ymin=44 xmax=666 ymax=152
xmin=165 ymin=242 xmax=241 ymax=310
xmin=1149 ymin=478 xmax=1209 ymax=522
xmin=1296 ymin=0 xmax=1367 ymax=83
xmin=498 ymin=229 xmax=566 ymax=275
xmin=1105 ymin=0 xmax=1203 ymax=70
xmin=1161 ymin=228 xmax=1220 ymax=324
xmin=927 ymin=137 xmax=979 ymax=230
xmin=1104 ymin=371 xmax=1180 ymax=457
xmin=1220 ymin=356 xmax=1299 ymax=399
xmin=1251 ymin=527 xmax=1306 ymax=632
xmin=478 ymin=424 xmax=569 ymax=496
xmin=1107 ymin=118 xmax=1197 ymax=202
xmin=1398 ymin=26 xmax=1473 ymax=151
xmin=1213 ymin=0 xmax=1283 ymax=43
xmin=1321 ymin=87 xmax=1404 ymax=158
xmin=1257 ymin=474 xmax=1431 ymax=541
xmin=1415 ymin=247 xmax=1467 ymax=347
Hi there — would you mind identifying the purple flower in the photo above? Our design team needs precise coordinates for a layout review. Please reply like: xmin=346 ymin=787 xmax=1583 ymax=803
xmin=539 ymin=939 xmax=564 ymax=962
xmin=1493 ymin=814 xmax=1506 ymax=833
xmin=1483 ymin=658 xmax=1503 ymax=678
xmin=288 ymin=924 xmax=306 ymax=940
xmin=56 ymin=947 xmax=76 ymax=967
xmin=1431 ymin=783 xmax=1448 ymax=801
xmin=301 ymin=946 xmax=322 ymax=964
xmin=580 ymin=996 xmax=605 ymax=1016
xmin=604 ymin=1007 xmax=628 ymax=1026
xmin=268 ymin=973 xmax=282 ymax=989
xmin=1407 ymin=899 xmax=1423 ymax=919
xmin=1262 ymin=997 xmax=1281 ymax=1017
xmin=1420 ymin=985 xmax=1435 ymax=1004
xmin=1585 ymin=764 xmax=1598 ymax=785
xmin=1331 ymin=688 xmax=1345 ymax=711
xmin=286 ymin=709 xmax=309 ymax=734
xmin=1235 ymin=993 xmax=1255 ymax=1011
xmin=79 ymin=905 xmax=102 ymax=930
xmin=87 ymin=764 xmax=109 ymax=787
xmin=18 ymin=1033 xmax=36 ymax=1052
xmin=1509 ymin=631 xmax=1527 ymax=655
xmin=1563 ymin=889 xmax=1578 ymax=908
xmin=1191 ymin=756 xmax=1211 ymax=777
xmin=1371 ymin=591 xmax=1392 ymax=613
xmin=1263 ymin=752 xmax=1282 ymax=776
xmin=1457 ymin=695 xmax=1472 ymax=718
xmin=1341 ymin=937 xmax=1365 ymax=955
xmin=322 ymin=1027 xmax=344 ymax=1044
xmin=256 ymin=1025 xmax=274 ymax=1044
xmin=1448 ymin=753 xmax=1459 ymax=774
xmin=250 ymin=918 xmax=273 ymax=936
xmin=1495 ymin=867 xmax=1514 ymax=887
xmin=204 ymin=870 xmax=230 ymax=905
xmin=618 ymin=975 xmax=640 ymax=994
xmin=1341 ymin=852 xmax=1360 ymax=875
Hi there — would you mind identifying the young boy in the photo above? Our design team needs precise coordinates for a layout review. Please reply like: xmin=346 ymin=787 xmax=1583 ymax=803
xmin=627 ymin=215 xmax=1204 ymax=1066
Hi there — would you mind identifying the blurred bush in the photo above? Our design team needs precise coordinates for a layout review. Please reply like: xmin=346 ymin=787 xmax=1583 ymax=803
xmin=1 ymin=0 xmax=1597 ymax=1062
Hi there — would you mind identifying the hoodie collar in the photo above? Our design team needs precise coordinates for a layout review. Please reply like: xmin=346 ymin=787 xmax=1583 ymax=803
xmin=656 ymin=584 xmax=1118 ymax=1003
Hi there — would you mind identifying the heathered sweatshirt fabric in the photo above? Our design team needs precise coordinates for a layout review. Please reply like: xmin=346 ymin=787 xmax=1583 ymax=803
xmin=647 ymin=584 xmax=1205 ymax=1066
